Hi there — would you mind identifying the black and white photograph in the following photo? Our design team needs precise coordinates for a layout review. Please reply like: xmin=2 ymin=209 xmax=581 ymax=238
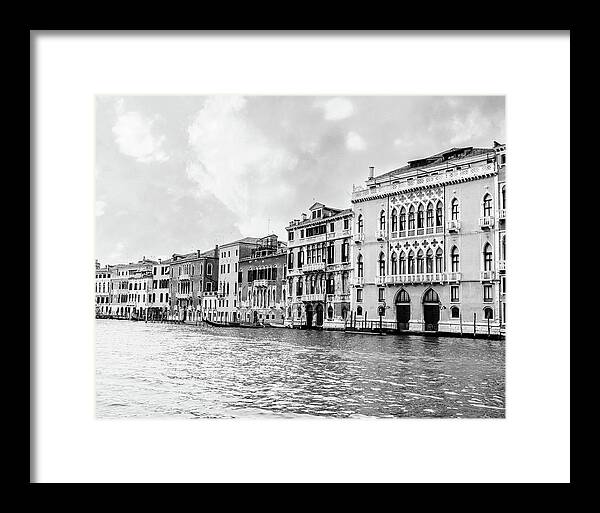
xmin=32 ymin=31 xmax=570 ymax=483
xmin=95 ymin=95 xmax=506 ymax=419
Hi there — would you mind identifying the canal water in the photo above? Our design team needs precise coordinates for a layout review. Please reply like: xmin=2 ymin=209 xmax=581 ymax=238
xmin=96 ymin=319 xmax=505 ymax=418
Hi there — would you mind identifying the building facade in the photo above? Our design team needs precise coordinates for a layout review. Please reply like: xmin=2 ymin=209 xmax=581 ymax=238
xmin=169 ymin=248 xmax=219 ymax=322
xmin=284 ymin=202 xmax=353 ymax=329
xmin=216 ymin=237 xmax=259 ymax=322
xmin=350 ymin=143 xmax=506 ymax=336
xmin=147 ymin=258 xmax=171 ymax=320
xmin=238 ymin=235 xmax=287 ymax=325
xmin=95 ymin=261 xmax=112 ymax=315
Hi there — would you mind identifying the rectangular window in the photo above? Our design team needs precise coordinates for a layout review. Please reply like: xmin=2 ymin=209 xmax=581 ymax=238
xmin=378 ymin=288 xmax=385 ymax=302
xmin=344 ymin=218 xmax=349 ymax=230
xmin=300 ymin=229 xmax=304 ymax=238
xmin=289 ymin=231 xmax=294 ymax=241
xmin=356 ymin=288 xmax=363 ymax=303
xmin=484 ymin=284 xmax=493 ymax=302
xmin=450 ymin=286 xmax=459 ymax=302
xmin=330 ymin=222 xmax=335 ymax=232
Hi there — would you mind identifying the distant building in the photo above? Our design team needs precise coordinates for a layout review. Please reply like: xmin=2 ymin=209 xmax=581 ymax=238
xmin=169 ymin=247 xmax=219 ymax=322
xmin=95 ymin=261 xmax=113 ymax=315
xmin=238 ymin=235 xmax=287 ymax=324
xmin=216 ymin=237 xmax=260 ymax=322
xmin=350 ymin=143 xmax=506 ymax=336
xmin=147 ymin=258 xmax=171 ymax=320
xmin=284 ymin=202 xmax=354 ymax=329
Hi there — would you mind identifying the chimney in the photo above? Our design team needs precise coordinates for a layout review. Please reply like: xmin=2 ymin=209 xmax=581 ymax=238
xmin=301 ymin=213 xmax=307 ymax=221
xmin=214 ymin=244 xmax=219 ymax=258
xmin=368 ymin=166 xmax=375 ymax=179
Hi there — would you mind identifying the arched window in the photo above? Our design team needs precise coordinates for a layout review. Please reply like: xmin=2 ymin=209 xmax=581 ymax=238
xmin=397 ymin=289 xmax=410 ymax=303
xmin=357 ymin=306 xmax=363 ymax=316
xmin=288 ymin=252 xmax=294 ymax=269
xmin=450 ymin=306 xmax=460 ymax=319
xmin=297 ymin=306 xmax=302 ymax=318
xmin=483 ymin=243 xmax=493 ymax=271
xmin=378 ymin=252 xmax=386 ymax=276
xmin=416 ymin=249 xmax=424 ymax=274
xmin=426 ymin=203 xmax=434 ymax=228
xmin=341 ymin=306 xmax=348 ymax=319
xmin=502 ymin=186 xmax=506 ymax=209
xmin=451 ymin=198 xmax=459 ymax=220
xmin=483 ymin=193 xmax=493 ymax=217
xmin=391 ymin=209 xmax=398 ymax=232
xmin=451 ymin=246 xmax=460 ymax=272
xmin=408 ymin=206 xmax=415 ymax=230
xmin=379 ymin=210 xmax=386 ymax=230
xmin=423 ymin=288 xmax=439 ymax=303
xmin=357 ymin=214 xmax=364 ymax=234
xmin=399 ymin=251 xmax=406 ymax=275
xmin=435 ymin=247 xmax=443 ymax=273
xmin=207 ymin=264 xmax=212 ymax=275
xmin=417 ymin=204 xmax=424 ymax=229
xmin=408 ymin=250 xmax=415 ymax=274
xmin=426 ymin=248 xmax=433 ymax=273
xmin=327 ymin=305 xmax=334 ymax=320
xmin=502 ymin=235 xmax=506 ymax=260
xmin=391 ymin=252 xmax=398 ymax=275
xmin=484 ymin=307 xmax=494 ymax=320
xmin=357 ymin=254 xmax=364 ymax=277
xmin=298 ymin=248 xmax=304 ymax=267
xmin=436 ymin=201 xmax=443 ymax=226
xmin=399 ymin=207 xmax=406 ymax=231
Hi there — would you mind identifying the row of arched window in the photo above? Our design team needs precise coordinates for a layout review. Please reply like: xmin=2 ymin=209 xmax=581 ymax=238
xmin=356 ymin=189 xmax=505 ymax=234
xmin=355 ymin=242 xmax=495 ymax=276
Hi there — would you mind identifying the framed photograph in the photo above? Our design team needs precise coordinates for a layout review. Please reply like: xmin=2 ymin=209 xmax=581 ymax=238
xmin=32 ymin=31 xmax=570 ymax=483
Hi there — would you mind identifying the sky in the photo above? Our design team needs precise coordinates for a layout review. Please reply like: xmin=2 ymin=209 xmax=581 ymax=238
xmin=95 ymin=95 xmax=505 ymax=265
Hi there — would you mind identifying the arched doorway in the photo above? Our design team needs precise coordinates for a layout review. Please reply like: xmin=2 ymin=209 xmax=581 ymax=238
xmin=315 ymin=303 xmax=324 ymax=327
xmin=306 ymin=303 xmax=313 ymax=328
xmin=253 ymin=311 xmax=258 ymax=323
xmin=423 ymin=288 xmax=440 ymax=331
xmin=395 ymin=289 xmax=410 ymax=331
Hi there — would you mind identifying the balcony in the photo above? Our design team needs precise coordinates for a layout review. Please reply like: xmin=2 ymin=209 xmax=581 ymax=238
xmin=377 ymin=230 xmax=387 ymax=241
xmin=176 ymin=292 xmax=192 ymax=299
xmin=376 ymin=275 xmax=386 ymax=285
xmin=446 ymin=272 xmax=462 ymax=283
xmin=334 ymin=293 xmax=350 ymax=302
xmin=341 ymin=228 xmax=352 ymax=237
xmin=326 ymin=261 xmax=351 ymax=272
xmin=498 ymin=260 xmax=506 ymax=272
xmin=302 ymin=293 xmax=325 ymax=302
xmin=479 ymin=216 xmax=495 ymax=229
xmin=354 ymin=232 xmax=365 ymax=243
xmin=498 ymin=209 xmax=506 ymax=220
xmin=352 ymin=277 xmax=365 ymax=287
xmin=447 ymin=220 xmax=461 ymax=233
xmin=178 ymin=273 xmax=191 ymax=280
xmin=287 ymin=268 xmax=302 ymax=277
xmin=253 ymin=279 xmax=274 ymax=287
xmin=303 ymin=262 xmax=326 ymax=272
xmin=480 ymin=270 xmax=496 ymax=281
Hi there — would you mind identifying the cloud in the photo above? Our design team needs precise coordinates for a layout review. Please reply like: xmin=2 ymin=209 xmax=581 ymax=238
xmin=187 ymin=96 xmax=298 ymax=235
xmin=95 ymin=200 xmax=106 ymax=217
xmin=112 ymin=99 xmax=169 ymax=163
xmin=319 ymin=97 xmax=355 ymax=121
xmin=346 ymin=131 xmax=366 ymax=151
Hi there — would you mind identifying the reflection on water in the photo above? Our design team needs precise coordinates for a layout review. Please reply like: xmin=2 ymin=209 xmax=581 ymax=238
xmin=96 ymin=319 xmax=505 ymax=418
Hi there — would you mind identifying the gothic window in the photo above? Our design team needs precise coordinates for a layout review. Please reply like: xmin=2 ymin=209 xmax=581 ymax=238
xmin=391 ymin=208 xmax=398 ymax=232
xmin=451 ymin=198 xmax=459 ymax=221
xmin=399 ymin=207 xmax=406 ymax=231
xmin=416 ymin=249 xmax=424 ymax=274
xmin=408 ymin=206 xmax=415 ymax=230
xmin=408 ymin=250 xmax=415 ymax=274
xmin=397 ymin=289 xmax=410 ymax=303
xmin=483 ymin=193 xmax=493 ymax=217
xmin=327 ymin=306 xmax=334 ymax=320
xmin=436 ymin=201 xmax=443 ymax=226
xmin=483 ymin=243 xmax=493 ymax=271
xmin=288 ymin=252 xmax=294 ymax=269
xmin=391 ymin=252 xmax=398 ymax=275
xmin=399 ymin=252 xmax=406 ymax=275
xmin=435 ymin=247 xmax=443 ymax=272
xmin=451 ymin=246 xmax=460 ymax=272
xmin=426 ymin=248 xmax=433 ymax=273
xmin=357 ymin=214 xmax=364 ymax=234
xmin=417 ymin=204 xmax=424 ymax=229
xmin=357 ymin=254 xmax=364 ymax=278
xmin=379 ymin=210 xmax=386 ymax=231
xmin=378 ymin=252 xmax=386 ymax=276
xmin=423 ymin=288 xmax=439 ymax=303
xmin=426 ymin=203 xmax=434 ymax=228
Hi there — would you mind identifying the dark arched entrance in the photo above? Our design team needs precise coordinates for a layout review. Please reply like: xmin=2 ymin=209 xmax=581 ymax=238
xmin=306 ymin=303 xmax=314 ymax=328
xmin=395 ymin=289 xmax=410 ymax=331
xmin=423 ymin=288 xmax=440 ymax=332
xmin=315 ymin=303 xmax=324 ymax=327
xmin=253 ymin=311 xmax=258 ymax=323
